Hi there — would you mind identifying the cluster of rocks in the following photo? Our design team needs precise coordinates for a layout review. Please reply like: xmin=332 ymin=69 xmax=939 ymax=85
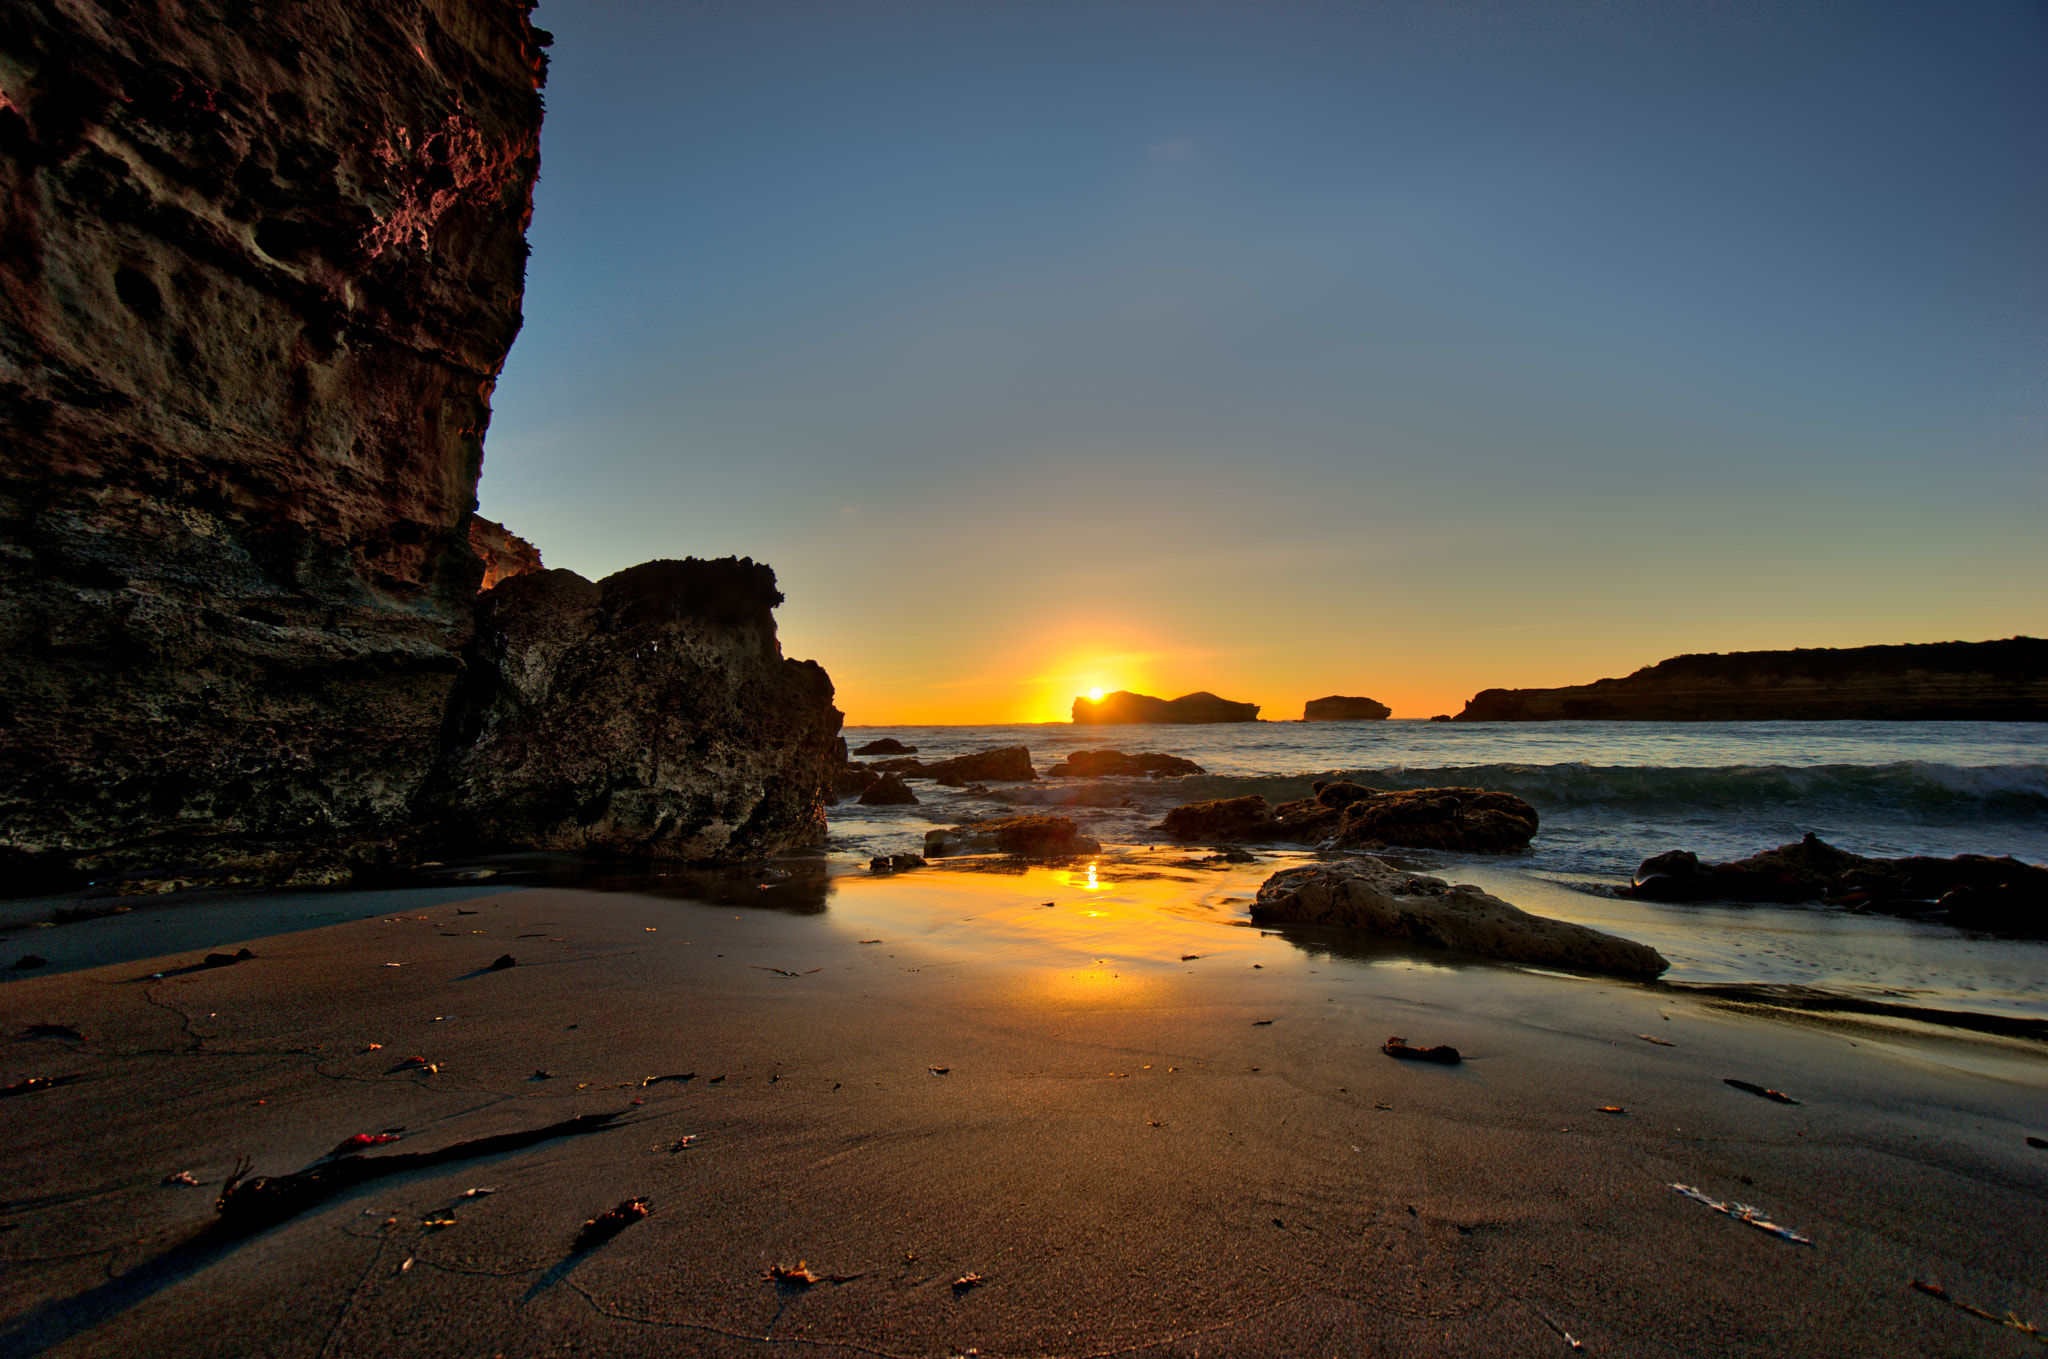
xmin=833 ymin=744 xmax=1040 ymax=805
xmin=1629 ymin=833 xmax=2048 ymax=937
xmin=924 ymin=817 xmax=1101 ymax=859
xmin=1158 ymin=782 xmax=1539 ymax=855
xmin=1255 ymin=861 xmax=1668 ymax=978
xmin=1044 ymin=750 xmax=1205 ymax=778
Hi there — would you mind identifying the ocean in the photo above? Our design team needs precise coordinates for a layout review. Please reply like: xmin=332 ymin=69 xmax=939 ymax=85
xmin=827 ymin=719 xmax=2048 ymax=1028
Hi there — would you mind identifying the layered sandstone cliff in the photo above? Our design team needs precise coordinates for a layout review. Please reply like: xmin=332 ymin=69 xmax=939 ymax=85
xmin=0 ymin=3 xmax=841 ymax=887
xmin=1454 ymin=639 xmax=2048 ymax=722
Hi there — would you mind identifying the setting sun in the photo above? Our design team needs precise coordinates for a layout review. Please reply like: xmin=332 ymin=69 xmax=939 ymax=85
xmin=1088 ymin=687 xmax=1104 ymax=701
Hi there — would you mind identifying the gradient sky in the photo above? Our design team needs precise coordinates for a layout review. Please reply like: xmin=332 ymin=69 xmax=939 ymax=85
xmin=481 ymin=0 xmax=2047 ymax=724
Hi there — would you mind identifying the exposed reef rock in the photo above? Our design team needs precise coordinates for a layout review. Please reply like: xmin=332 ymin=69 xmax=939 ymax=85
xmin=1455 ymin=639 xmax=2048 ymax=722
xmin=1303 ymin=695 xmax=1391 ymax=721
xmin=921 ymin=746 xmax=1036 ymax=786
xmin=1045 ymin=750 xmax=1206 ymax=778
xmin=924 ymin=816 xmax=1101 ymax=859
xmin=1072 ymin=691 xmax=1259 ymax=724
xmin=1254 ymin=862 xmax=1668 ymax=978
xmin=0 ymin=4 xmax=840 ymax=885
xmin=469 ymin=515 xmax=543 ymax=589
xmin=853 ymin=738 xmax=915 ymax=755
xmin=1160 ymin=786 xmax=1538 ymax=854
xmin=1628 ymin=833 xmax=2048 ymax=937
xmin=429 ymin=558 xmax=841 ymax=860
xmin=857 ymin=773 xmax=918 ymax=807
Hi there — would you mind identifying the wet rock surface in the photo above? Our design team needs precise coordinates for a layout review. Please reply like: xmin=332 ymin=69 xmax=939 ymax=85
xmin=857 ymin=773 xmax=919 ymax=807
xmin=1629 ymin=833 xmax=2048 ymax=936
xmin=920 ymin=746 xmax=1037 ymax=786
xmin=1255 ymin=861 xmax=1669 ymax=977
xmin=924 ymin=816 xmax=1102 ymax=859
xmin=1161 ymin=785 xmax=1539 ymax=854
xmin=1045 ymin=750 xmax=1206 ymax=778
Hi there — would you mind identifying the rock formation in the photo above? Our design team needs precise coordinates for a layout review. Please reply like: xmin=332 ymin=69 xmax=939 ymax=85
xmin=924 ymin=816 xmax=1101 ymax=859
xmin=920 ymin=746 xmax=1037 ymax=785
xmin=856 ymin=773 xmax=919 ymax=807
xmin=1455 ymin=639 xmax=2048 ymax=721
xmin=1045 ymin=750 xmax=1206 ymax=778
xmin=429 ymin=559 xmax=842 ymax=858
xmin=852 ymin=738 xmax=916 ymax=755
xmin=1627 ymin=833 xmax=2048 ymax=937
xmin=1253 ymin=862 xmax=1669 ymax=977
xmin=1303 ymin=695 xmax=1391 ymax=721
xmin=469 ymin=515 xmax=543 ymax=589
xmin=0 ymin=3 xmax=841 ymax=886
xmin=1072 ymin=691 xmax=1259 ymax=724
xmin=1160 ymin=785 xmax=1539 ymax=854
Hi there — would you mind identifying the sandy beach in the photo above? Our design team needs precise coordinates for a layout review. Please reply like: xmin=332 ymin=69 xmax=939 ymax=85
xmin=3 ymin=862 xmax=2044 ymax=1357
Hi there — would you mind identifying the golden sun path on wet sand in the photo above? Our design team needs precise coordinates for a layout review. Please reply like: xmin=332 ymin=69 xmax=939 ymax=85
xmin=2 ymin=865 xmax=2044 ymax=1358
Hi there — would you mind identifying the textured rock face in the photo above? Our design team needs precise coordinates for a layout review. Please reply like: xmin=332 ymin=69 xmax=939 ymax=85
xmin=431 ymin=558 xmax=842 ymax=861
xmin=1162 ymin=785 xmax=1539 ymax=853
xmin=1455 ymin=639 xmax=2048 ymax=721
xmin=1254 ymin=862 xmax=1669 ymax=977
xmin=1303 ymin=695 xmax=1391 ymax=721
xmin=0 ymin=0 xmax=548 ymax=882
xmin=468 ymin=515 xmax=543 ymax=589
xmin=1158 ymin=795 xmax=1282 ymax=842
xmin=1072 ymin=690 xmax=1259 ymax=724
xmin=924 ymin=816 xmax=1101 ymax=859
xmin=921 ymin=745 xmax=1036 ymax=786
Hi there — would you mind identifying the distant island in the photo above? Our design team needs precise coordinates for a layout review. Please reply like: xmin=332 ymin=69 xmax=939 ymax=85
xmin=1303 ymin=695 xmax=1391 ymax=721
xmin=1453 ymin=638 xmax=2048 ymax=721
xmin=1072 ymin=690 xmax=1259 ymax=724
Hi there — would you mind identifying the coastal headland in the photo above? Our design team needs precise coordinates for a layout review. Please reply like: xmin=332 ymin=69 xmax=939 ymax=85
xmin=1454 ymin=639 xmax=2048 ymax=722
xmin=1072 ymin=691 xmax=1260 ymax=723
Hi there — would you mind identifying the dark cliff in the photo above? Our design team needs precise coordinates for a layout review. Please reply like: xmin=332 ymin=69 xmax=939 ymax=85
xmin=0 ymin=2 xmax=841 ymax=887
xmin=1454 ymin=639 xmax=2048 ymax=722
xmin=1072 ymin=690 xmax=1260 ymax=724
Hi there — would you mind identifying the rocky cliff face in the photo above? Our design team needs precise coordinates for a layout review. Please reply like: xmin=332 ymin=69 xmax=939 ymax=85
xmin=1454 ymin=639 xmax=2048 ymax=722
xmin=468 ymin=514 xmax=543 ymax=589
xmin=0 ymin=3 xmax=841 ymax=887
xmin=1072 ymin=690 xmax=1260 ymax=724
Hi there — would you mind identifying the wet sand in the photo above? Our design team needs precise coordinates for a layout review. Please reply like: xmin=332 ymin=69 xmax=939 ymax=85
xmin=2 ymin=865 xmax=2045 ymax=1357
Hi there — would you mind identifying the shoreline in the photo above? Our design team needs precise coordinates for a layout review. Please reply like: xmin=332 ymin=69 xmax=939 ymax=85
xmin=2 ymin=868 xmax=2043 ymax=1355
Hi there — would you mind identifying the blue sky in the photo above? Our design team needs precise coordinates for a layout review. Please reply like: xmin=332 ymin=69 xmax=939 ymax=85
xmin=481 ymin=0 xmax=2047 ymax=721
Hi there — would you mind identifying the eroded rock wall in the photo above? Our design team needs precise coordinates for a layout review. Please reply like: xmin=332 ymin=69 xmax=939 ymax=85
xmin=0 ymin=1 xmax=548 ymax=884
xmin=1455 ymin=639 xmax=2048 ymax=722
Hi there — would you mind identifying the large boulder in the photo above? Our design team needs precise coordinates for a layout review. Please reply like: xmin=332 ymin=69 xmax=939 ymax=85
xmin=1158 ymin=796 xmax=1280 ymax=841
xmin=924 ymin=816 xmax=1101 ymax=859
xmin=1046 ymin=750 xmax=1206 ymax=778
xmin=1331 ymin=788 xmax=1538 ymax=853
xmin=429 ymin=558 xmax=843 ymax=860
xmin=1254 ymin=862 xmax=1669 ymax=978
xmin=1628 ymin=833 xmax=2048 ymax=935
xmin=1072 ymin=691 xmax=1259 ymax=724
xmin=853 ymin=738 xmax=917 ymax=755
xmin=857 ymin=774 xmax=918 ymax=807
xmin=1303 ymin=695 xmax=1392 ymax=721
xmin=921 ymin=746 xmax=1036 ymax=785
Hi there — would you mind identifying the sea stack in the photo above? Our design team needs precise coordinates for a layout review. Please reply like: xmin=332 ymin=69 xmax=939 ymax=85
xmin=0 ymin=1 xmax=841 ymax=886
xmin=1303 ymin=695 xmax=1392 ymax=721
xmin=1072 ymin=691 xmax=1259 ymax=724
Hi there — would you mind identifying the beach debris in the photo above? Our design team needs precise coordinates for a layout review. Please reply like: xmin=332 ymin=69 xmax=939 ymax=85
xmin=952 ymin=1272 xmax=985 ymax=1289
xmin=752 ymin=965 xmax=823 ymax=977
xmin=24 ymin=1022 xmax=85 ymax=1040
xmin=327 ymin=1132 xmax=403 ymax=1158
xmin=1181 ymin=954 xmax=1202 ymax=961
xmin=1594 ymin=1106 xmax=1625 ymax=1115
xmin=1374 ymin=1101 xmax=1394 ymax=1110
xmin=531 ymin=1069 xmax=552 ymax=1080
xmin=488 ymin=954 xmax=516 ymax=970
xmin=201 ymin=948 xmax=255 ymax=968
xmin=163 ymin=1171 xmax=200 ymax=1186
xmin=1252 ymin=1019 xmax=1274 ymax=1026
xmin=1669 ymin=1183 xmax=1812 ymax=1244
xmin=216 ymin=1110 xmax=628 ymax=1233
xmin=357 ymin=1043 xmax=382 ymax=1053
xmin=423 ymin=1215 xmax=457 ymax=1229
xmin=1724 ymin=1078 xmax=1799 ymax=1104
xmin=928 ymin=1066 xmax=950 ymax=1075
xmin=642 ymin=1072 xmax=694 ymax=1086
xmin=1910 ymin=1279 xmax=2046 ymax=1343
xmin=398 ymin=1257 xmax=413 ymax=1273
xmin=572 ymin=1197 xmax=648 ymax=1252
xmin=708 ymin=1074 xmax=726 ymax=1084
xmin=2027 ymin=1136 xmax=2047 ymax=1150
xmin=668 ymin=1135 xmax=696 ymax=1152
xmin=12 ymin=955 xmax=49 ymax=970
xmin=1534 ymin=1308 xmax=1585 ymax=1351
xmin=1637 ymin=1034 xmax=1676 ymax=1046
xmin=382 ymin=963 xmax=403 ymax=968
xmin=456 ymin=908 xmax=478 ymax=914
xmin=460 ymin=1187 xmax=497 ymax=1198
xmin=859 ymin=938 xmax=884 ymax=944
xmin=768 ymin=1261 xmax=822 ymax=1285
xmin=1383 ymin=1037 xmax=1462 ymax=1064
xmin=2 ymin=1073 xmax=85 ymax=1097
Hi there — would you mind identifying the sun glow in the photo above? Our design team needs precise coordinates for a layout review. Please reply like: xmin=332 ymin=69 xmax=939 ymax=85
xmin=1088 ymin=687 xmax=1105 ymax=701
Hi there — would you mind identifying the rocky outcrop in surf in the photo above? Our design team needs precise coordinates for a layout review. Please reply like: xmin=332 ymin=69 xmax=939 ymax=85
xmin=921 ymin=746 xmax=1037 ymax=785
xmin=1454 ymin=639 xmax=2048 ymax=721
xmin=1072 ymin=691 xmax=1259 ymax=724
xmin=1045 ymin=750 xmax=1206 ymax=778
xmin=1628 ymin=833 xmax=2048 ymax=936
xmin=1254 ymin=861 xmax=1668 ymax=977
xmin=1303 ymin=695 xmax=1391 ymax=721
xmin=925 ymin=816 xmax=1102 ymax=859
xmin=0 ymin=2 xmax=840 ymax=886
xmin=1159 ymin=785 xmax=1539 ymax=854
